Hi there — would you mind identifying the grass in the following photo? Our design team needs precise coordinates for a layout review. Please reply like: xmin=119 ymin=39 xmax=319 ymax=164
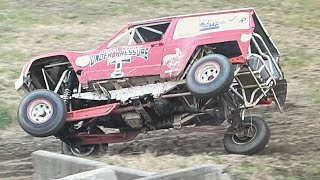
xmin=304 ymin=160 xmax=320 ymax=177
xmin=0 ymin=103 xmax=12 ymax=128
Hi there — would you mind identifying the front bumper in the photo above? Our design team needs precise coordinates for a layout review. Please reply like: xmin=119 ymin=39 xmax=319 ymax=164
xmin=15 ymin=75 xmax=30 ymax=96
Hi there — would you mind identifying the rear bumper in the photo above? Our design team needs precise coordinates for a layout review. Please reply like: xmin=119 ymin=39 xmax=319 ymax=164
xmin=274 ymin=79 xmax=287 ymax=107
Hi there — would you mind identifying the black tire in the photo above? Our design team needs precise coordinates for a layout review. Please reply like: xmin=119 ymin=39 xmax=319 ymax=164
xmin=61 ymin=142 xmax=103 ymax=157
xmin=223 ymin=116 xmax=270 ymax=155
xmin=186 ymin=54 xmax=234 ymax=97
xmin=61 ymin=126 xmax=108 ymax=157
xmin=17 ymin=89 xmax=67 ymax=137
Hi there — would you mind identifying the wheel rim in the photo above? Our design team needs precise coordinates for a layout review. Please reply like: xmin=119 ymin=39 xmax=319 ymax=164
xmin=231 ymin=123 xmax=257 ymax=145
xmin=70 ymin=145 xmax=96 ymax=156
xmin=195 ymin=62 xmax=220 ymax=84
xmin=26 ymin=98 xmax=53 ymax=124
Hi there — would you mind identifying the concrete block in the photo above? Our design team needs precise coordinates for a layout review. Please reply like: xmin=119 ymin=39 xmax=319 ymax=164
xmin=32 ymin=150 xmax=108 ymax=180
xmin=32 ymin=151 xmax=230 ymax=180
xmin=136 ymin=164 xmax=231 ymax=180
xmin=56 ymin=168 xmax=117 ymax=180
xmin=32 ymin=150 xmax=153 ymax=180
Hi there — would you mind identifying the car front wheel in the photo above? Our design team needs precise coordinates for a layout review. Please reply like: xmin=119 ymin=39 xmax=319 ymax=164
xmin=17 ymin=89 xmax=67 ymax=137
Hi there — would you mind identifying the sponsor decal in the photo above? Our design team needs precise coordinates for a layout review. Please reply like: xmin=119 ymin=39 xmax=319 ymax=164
xmin=163 ymin=48 xmax=184 ymax=77
xmin=75 ymin=45 xmax=150 ymax=78
xmin=199 ymin=19 xmax=225 ymax=31
xmin=108 ymin=56 xmax=132 ymax=78
xmin=89 ymin=46 xmax=150 ymax=67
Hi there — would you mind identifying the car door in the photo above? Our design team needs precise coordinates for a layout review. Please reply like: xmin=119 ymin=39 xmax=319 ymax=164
xmin=105 ymin=41 xmax=164 ymax=79
xmin=105 ymin=23 xmax=169 ymax=78
xmin=82 ymin=22 xmax=170 ymax=81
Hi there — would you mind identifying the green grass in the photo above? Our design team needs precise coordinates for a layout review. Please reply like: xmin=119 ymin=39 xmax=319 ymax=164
xmin=304 ymin=160 xmax=320 ymax=177
xmin=0 ymin=103 xmax=12 ymax=128
xmin=281 ymin=49 xmax=314 ymax=69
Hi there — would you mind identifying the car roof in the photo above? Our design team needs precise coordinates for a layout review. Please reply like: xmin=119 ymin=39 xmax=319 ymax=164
xmin=128 ymin=7 xmax=255 ymax=26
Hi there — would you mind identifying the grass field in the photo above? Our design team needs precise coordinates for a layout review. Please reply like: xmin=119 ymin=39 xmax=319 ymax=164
xmin=0 ymin=103 xmax=11 ymax=128
xmin=0 ymin=0 xmax=320 ymax=179
xmin=0 ymin=0 xmax=319 ymax=94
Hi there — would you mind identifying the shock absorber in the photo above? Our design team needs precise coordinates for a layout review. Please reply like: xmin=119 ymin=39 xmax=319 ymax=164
xmin=63 ymin=70 xmax=76 ymax=105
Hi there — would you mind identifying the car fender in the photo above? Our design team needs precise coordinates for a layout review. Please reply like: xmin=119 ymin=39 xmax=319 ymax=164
xmin=16 ymin=51 xmax=93 ymax=93
xmin=161 ymin=30 xmax=253 ymax=78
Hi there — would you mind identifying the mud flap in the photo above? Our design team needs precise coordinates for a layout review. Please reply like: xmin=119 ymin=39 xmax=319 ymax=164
xmin=273 ymin=79 xmax=287 ymax=108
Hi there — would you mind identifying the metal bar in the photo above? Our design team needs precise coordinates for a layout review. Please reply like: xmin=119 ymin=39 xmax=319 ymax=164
xmin=181 ymin=48 xmax=202 ymax=80
xmin=162 ymin=92 xmax=192 ymax=98
xmin=136 ymin=30 xmax=145 ymax=43
xmin=248 ymin=54 xmax=277 ymax=87
xmin=247 ymin=67 xmax=267 ymax=96
xmin=66 ymin=103 xmax=119 ymax=122
xmin=201 ymin=98 xmax=214 ymax=110
xmin=252 ymin=33 xmax=282 ymax=76
xmin=141 ymin=26 xmax=163 ymax=35
xmin=234 ymin=66 xmax=242 ymax=76
xmin=128 ymin=27 xmax=136 ymax=45
xmin=251 ymin=36 xmax=274 ymax=74
xmin=182 ymin=127 xmax=236 ymax=135
xmin=54 ymin=70 xmax=69 ymax=93
xmin=43 ymin=69 xmax=56 ymax=86
xmin=201 ymin=48 xmax=205 ymax=57
xmin=41 ymin=68 xmax=50 ymax=90
xmin=44 ymin=62 xmax=70 ymax=68
xmin=241 ymin=84 xmax=262 ymax=89
xmin=133 ymin=21 xmax=170 ymax=29
xmin=109 ymin=28 xmax=133 ymax=47
xmin=252 ymin=93 xmax=266 ymax=107
xmin=74 ymin=131 xmax=140 ymax=145
xmin=249 ymin=88 xmax=262 ymax=104
xmin=230 ymin=86 xmax=244 ymax=100
xmin=182 ymin=96 xmax=192 ymax=107
xmin=236 ymin=77 xmax=250 ymax=108
xmin=112 ymin=104 xmax=149 ymax=114
xmin=77 ymin=83 xmax=82 ymax=97
xmin=193 ymin=96 xmax=197 ymax=107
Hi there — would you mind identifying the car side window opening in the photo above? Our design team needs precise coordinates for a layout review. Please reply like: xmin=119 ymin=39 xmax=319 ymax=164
xmin=108 ymin=21 xmax=170 ymax=47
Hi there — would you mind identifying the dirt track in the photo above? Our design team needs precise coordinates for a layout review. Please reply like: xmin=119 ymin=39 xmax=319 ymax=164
xmin=1 ymin=72 xmax=320 ymax=179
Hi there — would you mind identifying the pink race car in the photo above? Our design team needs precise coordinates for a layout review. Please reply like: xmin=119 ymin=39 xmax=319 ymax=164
xmin=16 ymin=8 xmax=287 ymax=156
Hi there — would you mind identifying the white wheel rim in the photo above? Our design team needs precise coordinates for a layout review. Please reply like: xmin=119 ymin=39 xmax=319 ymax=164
xmin=70 ymin=145 xmax=96 ymax=156
xmin=231 ymin=124 xmax=257 ymax=145
xmin=195 ymin=62 xmax=220 ymax=84
xmin=27 ymin=99 xmax=53 ymax=124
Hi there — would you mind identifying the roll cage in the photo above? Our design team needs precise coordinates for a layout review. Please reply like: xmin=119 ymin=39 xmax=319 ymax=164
xmin=108 ymin=21 xmax=170 ymax=47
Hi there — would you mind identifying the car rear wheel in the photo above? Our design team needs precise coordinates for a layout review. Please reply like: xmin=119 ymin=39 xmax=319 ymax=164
xmin=61 ymin=126 xmax=108 ymax=157
xmin=186 ymin=54 xmax=234 ymax=97
xmin=17 ymin=89 xmax=67 ymax=137
xmin=223 ymin=116 xmax=270 ymax=155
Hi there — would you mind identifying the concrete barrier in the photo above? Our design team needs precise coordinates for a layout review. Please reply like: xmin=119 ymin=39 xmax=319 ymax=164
xmin=32 ymin=150 xmax=153 ymax=180
xmin=137 ymin=164 xmax=231 ymax=180
xmin=32 ymin=150 xmax=231 ymax=180
xmin=57 ymin=168 xmax=118 ymax=180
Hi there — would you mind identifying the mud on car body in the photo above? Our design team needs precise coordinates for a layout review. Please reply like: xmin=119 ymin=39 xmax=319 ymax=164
xmin=16 ymin=8 xmax=287 ymax=156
